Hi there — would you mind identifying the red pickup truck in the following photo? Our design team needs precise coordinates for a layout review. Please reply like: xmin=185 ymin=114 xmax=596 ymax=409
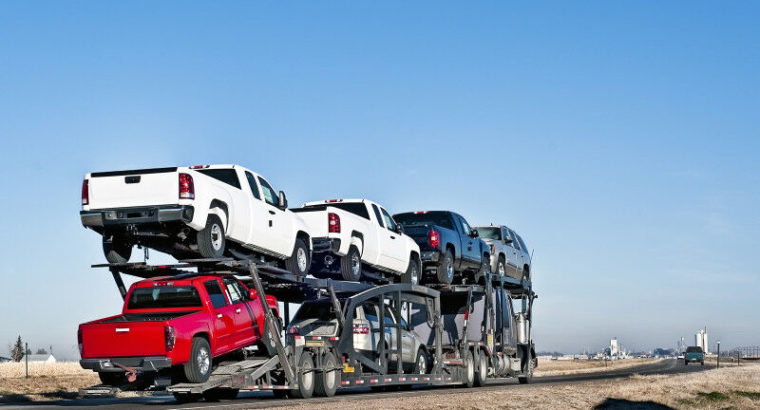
xmin=78 ymin=274 xmax=279 ymax=385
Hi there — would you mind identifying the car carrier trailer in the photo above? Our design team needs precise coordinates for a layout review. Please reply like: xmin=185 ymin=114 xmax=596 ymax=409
xmin=81 ymin=258 xmax=535 ymax=402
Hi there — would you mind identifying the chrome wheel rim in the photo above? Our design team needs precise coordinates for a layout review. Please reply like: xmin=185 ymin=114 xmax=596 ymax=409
xmin=210 ymin=224 xmax=223 ymax=250
xmin=417 ymin=354 xmax=426 ymax=374
xmin=446 ymin=261 xmax=454 ymax=282
xmin=351 ymin=253 xmax=361 ymax=277
xmin=297 ymin=247 xmax=307 ymax=272
xmin=410 ymin=264 xmax=419 ymax=285
xmin=302 ymin=360 xmax=313 ymax=390
xmin=197 ymin=347 xmax=210 ymax=375
xmin=498 ymin=262 xmax=505 ymax=275
xmin=466 ymin=356 xmax=474 ymax=382
xmin=325 ymin=358 xmax=336 ymax=387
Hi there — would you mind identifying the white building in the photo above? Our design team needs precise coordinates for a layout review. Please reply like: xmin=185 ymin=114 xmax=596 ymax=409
xmin=25 ymin=354 xmax=56 ymax=363
xmin=610 ymin=338 xmax=620 ymax=356
xmin=695 ymin=328 xmax=709 ymax=354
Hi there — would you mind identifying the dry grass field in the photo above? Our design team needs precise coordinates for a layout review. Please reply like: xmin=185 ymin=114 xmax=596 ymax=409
xmin=534 ymin=358 xmax=660 ymax=376
xmin=0 ymin=362 xmax=98 ymax=402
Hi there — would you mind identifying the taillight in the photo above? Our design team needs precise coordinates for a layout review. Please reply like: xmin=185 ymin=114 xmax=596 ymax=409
xmin=328 ymin=212 xmax=341 ymax=233
xmin=288 ymin=326 xmax=301 ymax=335
xmin=428 ymin=229 xmax=440 ymax=249
xmin=353 ymin=323 xmax=370 ymax=334
xmin=81 ymin=179 xmax=89 ymax=206
xmin=179 ymin=173 xmax=194 ymax=199
xmin=165 ymin=326 xmax=176 ymax=352
xmin=78 ymin=328 xmax=83 ymax=357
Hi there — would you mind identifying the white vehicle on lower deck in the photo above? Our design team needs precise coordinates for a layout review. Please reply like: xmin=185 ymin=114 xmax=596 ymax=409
xmin=292 ymin=199 xmax=421 ymax=284
xmin=80 ymin=164 xmax=312 ymax=275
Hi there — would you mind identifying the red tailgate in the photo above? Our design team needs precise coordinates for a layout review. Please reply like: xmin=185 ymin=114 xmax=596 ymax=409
xmin=81 ymin=321 xmax=166 ymax=358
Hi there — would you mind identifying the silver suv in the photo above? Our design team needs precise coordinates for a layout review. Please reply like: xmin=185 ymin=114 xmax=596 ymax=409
xmin=474 ymin=225 xmax=531 ymax=280
xmin=287 ymin=299 xmax=430 ymax=373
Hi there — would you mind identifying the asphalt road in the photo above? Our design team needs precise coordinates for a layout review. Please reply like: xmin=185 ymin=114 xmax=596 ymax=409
xmin=3 ymin=359 xmax=712 ymax=409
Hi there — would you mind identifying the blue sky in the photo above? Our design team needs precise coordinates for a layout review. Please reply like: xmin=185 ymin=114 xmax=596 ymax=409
xmin=1 ymin=2 xmax=758 ymax=359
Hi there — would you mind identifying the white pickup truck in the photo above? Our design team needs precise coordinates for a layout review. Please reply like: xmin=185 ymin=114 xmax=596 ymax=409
xmin=291 ymin=199 xmax=421 ymax=284
xmin=80 ymin=164 xmax=312 ymax=275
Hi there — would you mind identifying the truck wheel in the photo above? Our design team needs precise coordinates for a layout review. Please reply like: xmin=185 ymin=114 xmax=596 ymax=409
xmin=474 ymin=351 xmax=488 ymax=387
xmin=518 ymin=355 xmax=534 ymax=384
xmin=475 ymin=257 xmax=490 ymax=284
xmin=98 ymin=372 xmax=124 ymax=386
xmin=285 ymin=238 xmax=311 ymax=276
xmin=197 ymin=215 xmax=225 ymax=258
xmin=497 ymin=256 xmax=506 ymax=276
xmin=437 ymin=250 xmax=454 ymax=285
xmin=462 ymin=350 xmax=475 ymax=388
xmin=291 ymin=353 xmax=315 ymax=399
xmin=414 ymin=349 xmax=428 ymax=374
xmin=340 ymin=246 xmax=362 ymax=282
xmin=103 ymin=236 xmax=132 ymax=264
xmin=184 ymin=337 xmax=212 ymax=383
xmin=401 ymin=258 xmax=421 ymax=285
xmin=314 ymin=353 xmax=340 ymax=397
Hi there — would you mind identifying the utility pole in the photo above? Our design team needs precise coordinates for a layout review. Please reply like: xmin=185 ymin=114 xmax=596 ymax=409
xmin=25 ymin=342 xmax=29 ymax=378
xmin=716 ymin=341 xmax=720 ymax=369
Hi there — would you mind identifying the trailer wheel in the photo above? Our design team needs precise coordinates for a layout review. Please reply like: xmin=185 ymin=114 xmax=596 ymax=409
xmin=202 ymin=388 xmax=239 ymax=401
xmin=437 ymin=250 xmax=455 ymax=285
xmin=340 ymin=246 xmax=362 ymax=282
xmin=197 ymin=215 xmax=226 ymax=258
xmin=474 ymin=351 xmax=488 ymax=387
xmin=518 ymin=355 xmax=533 ymax=384
xmin=315 ymin=353 xmax=340 ymax=397
xmin=285 ymin=237 xmax=311 ymax=276
xmin=102 ymin=236 xmax=132 ymax=264
xmin=462 ymin=350 xmax=475 ymax=388
xmin=184 ymin=337 xmax=212 ymax=383
xmin=401 ymin=258 xmax=421 ymax=285
xmin=291 ymin=353 xmax=315 ymax=399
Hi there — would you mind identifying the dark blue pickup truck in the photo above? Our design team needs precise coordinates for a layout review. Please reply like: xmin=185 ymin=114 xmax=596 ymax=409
xmin=393 ymin=211 xmax=490 ymax=285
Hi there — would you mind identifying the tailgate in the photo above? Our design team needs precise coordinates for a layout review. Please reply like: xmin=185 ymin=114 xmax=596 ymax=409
xmin=291 ymin=208 xmax=328 ymax=237
xmin=88 ymin=168 xmax=179 ymax=209
xmin=81 ymin=321 xmax=167 ymax=358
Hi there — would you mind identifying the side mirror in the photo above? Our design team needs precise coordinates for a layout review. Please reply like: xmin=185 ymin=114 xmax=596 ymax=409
xmin=249 ymin=289 xmax=257 ymax=300
xmin=278 ymin=191 xmax=288 ymax=209
xmin=470 ymin=229 xmax=479 ymax=238
xmin=395 ymin=224 xmax=404 ymax=234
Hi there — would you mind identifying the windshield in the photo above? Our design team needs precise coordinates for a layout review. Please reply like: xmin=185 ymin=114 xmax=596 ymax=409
xmin=292 ymin=301 xmax=337 ymax=322
xmin=477 ymin=227 xmax=502 ymax=240
xmin=127 ymin=286 xmax=202 ymax=309
xmin=394 ymin=212 xmax=453 ymax=230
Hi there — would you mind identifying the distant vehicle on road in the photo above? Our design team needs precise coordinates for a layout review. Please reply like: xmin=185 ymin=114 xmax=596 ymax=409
xmin=79 ymin=274 xmax=280 ymax=386
xmin=80 ymin=165 xmax=312 ymax=276
xmin=473 ymin=225 xmax=531 ymax=280
xmin=292 ymin=199 xmax=421 ymax=283
xmin=684 ymin=346 xmax=704 ymax=365
xmin=393 ymin=211 xmax=490 ymax=285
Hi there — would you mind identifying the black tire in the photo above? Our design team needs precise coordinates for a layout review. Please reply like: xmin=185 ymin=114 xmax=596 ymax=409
xmin=518 ymin=355 xmax=534 ymax=384
xmin=102 ymin=236 xmax=132 ymax=264
xmin=173 ymin=393 xmax=201 ymax=403
xmin=272 ymin=389 xmax=289 ymax=398
xmin=401 ymin=257 xmax=421 ymax=285
xmin=413 ymin=349 xmax=428 ymax=374
xmin=340 ymin=246 xmax=362 ymax=282
xmin=701 ymin=361 xmax=704 ymax=366
xmin=285 ymin=237 xmax=311 ymax=276
xmin=496 ymin=255 xmax=506 ymax=276
xmin=184 ymin=337 xmax=212 ymax=383
xmin=98 ymin=372 xmax=124 ymax=386
xmin=462 ymin=350 xmax=475 ymax=388
xmin=436 ymin=249 xmax=455 ymax=285
xmin=684 ymin=361 xmax=688 ymax=366
xmin=474 ymin=351 xmax=488 ymax=387
xmin=202 ymin=388 xmax=239 ymax=401
xmin=291 ymin=353 xmax=315 ymax=399
xmin=314 ymin=353 xmax=340 ymax=397
xmin=197 ymin=214 xmax=226 ymax=258
xmin=475 ymin=256 xmax=490 ymax=284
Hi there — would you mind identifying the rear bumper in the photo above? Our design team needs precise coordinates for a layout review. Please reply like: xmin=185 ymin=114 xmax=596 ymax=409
xmin=312 ymin=237 xmax=342 ymax=254
xmin=80 ymin=356 xmax=172 ymax=373
xmin=684 ymin=356 xmax=704 ymax=362
xmin=81 ymin=205 xmax=194 ymax=229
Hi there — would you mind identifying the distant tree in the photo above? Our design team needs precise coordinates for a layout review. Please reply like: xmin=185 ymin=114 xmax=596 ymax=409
xmin=10 ymin=335 xmax=24 ymax=362
xmin=35 ymin=348 xmax=48 ymax=355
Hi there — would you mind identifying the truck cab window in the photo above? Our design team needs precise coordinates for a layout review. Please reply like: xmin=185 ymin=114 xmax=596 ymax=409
xmin=380 ymin=208 xmax=397 ymax=231
xmin=257 ymin=177 xmax=278 ymax=207
xmin=371 ymin=204 xmax=384 ymax=227
xmin=460 ymin=217 xmax=472 ymax=236
xmin=244 ymin=172 xmax=261 ymax=200
xmin=223 ymin=277 xmax=247 ymax=303
xmin=204 ymin=280 xmax=228 ymax=309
